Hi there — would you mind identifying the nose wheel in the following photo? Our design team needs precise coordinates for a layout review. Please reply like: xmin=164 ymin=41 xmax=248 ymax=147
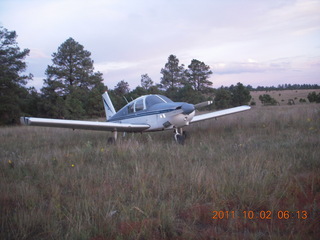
xmin=174 ymin=128 xmax=187 ymax=145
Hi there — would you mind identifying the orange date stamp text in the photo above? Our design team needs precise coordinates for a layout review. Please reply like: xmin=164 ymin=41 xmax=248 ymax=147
xmin=212 ymin=210 xmax=308 ymax=220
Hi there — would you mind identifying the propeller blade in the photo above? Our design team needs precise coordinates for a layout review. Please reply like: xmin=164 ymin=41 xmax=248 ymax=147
xmin=194 ymin=101 xmax=213 ymax=109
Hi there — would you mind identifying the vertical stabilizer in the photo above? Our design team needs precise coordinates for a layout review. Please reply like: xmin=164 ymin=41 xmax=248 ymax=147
xmin=102 ymin=92 xmax=116 ymax=120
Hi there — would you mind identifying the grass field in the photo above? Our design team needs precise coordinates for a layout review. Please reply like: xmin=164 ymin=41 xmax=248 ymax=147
xmin=1 ymin=103 xmax=320 ymax=239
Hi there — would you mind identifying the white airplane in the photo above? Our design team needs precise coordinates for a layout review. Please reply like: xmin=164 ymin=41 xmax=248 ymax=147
xmin=20 ymin=92 xmax=251 ymax=144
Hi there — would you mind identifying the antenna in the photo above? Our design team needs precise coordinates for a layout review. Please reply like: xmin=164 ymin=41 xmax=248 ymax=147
xmin=123 ymin=96 xmax=129 ymax=104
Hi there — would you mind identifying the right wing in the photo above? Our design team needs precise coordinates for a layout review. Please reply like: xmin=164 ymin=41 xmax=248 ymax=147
xmin=20 ymin=117 xmax=150 ymax=132
xmin=191 ymin=105 xmax=251 ymax=123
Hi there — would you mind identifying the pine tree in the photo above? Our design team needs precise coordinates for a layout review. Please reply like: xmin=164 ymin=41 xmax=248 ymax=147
xmin=0 ymin=27 xmax=32 ymax=124
xmin=160 ymin=54 xmax=185 ymax=90
xmin=229 ymin=82 xmax=251 ymax=106
xmin=114 ymin=80 xmax=130 ymax=95
xmin=185 ymin=59 xmax=212 ymax=92
xmin=141 ymin=74 xmax=154 ymax=90
xmin=214 ymin=88 xmax=232 ymax=109
xmin=41 ymin=38 xmax=105 ymax=118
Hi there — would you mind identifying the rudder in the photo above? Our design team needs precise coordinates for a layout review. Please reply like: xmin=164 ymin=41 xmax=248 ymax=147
xmin=102 ymin=92 xmax=116 ymax=120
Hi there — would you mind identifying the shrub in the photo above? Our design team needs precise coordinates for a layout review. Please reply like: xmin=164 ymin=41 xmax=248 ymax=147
xmin=259 ymin=94 xmax=278 ymax=106
xmin=307 ymin=91 xmax=320 ymax=103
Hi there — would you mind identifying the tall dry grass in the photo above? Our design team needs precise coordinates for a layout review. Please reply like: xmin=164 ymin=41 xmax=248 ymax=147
xmin=1 ymin=104 xmax=319 ymax=239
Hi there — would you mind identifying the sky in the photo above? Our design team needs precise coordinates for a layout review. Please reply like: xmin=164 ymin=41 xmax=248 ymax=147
xmin=1 ymin=0 xmax=320 ymax=91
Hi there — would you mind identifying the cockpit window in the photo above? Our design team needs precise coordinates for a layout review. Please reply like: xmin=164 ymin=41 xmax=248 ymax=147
xmin=135 ymin=98 xmax=144 ymax=112
xmin=128 ymin=103 xmax=134 ymax=113
xmin=145 ymin=95 xmax=173 ymax=108
xmin=146 ymin=96 xmax=163 ymax=108
xmin=158 ymin=95 xmax=173 ymax=103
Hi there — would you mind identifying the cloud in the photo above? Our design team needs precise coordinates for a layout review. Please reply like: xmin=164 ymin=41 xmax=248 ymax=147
xmin=211 ymin=55 xmax=320 ymax=88
xmin=29 ymin=49 xmax=50 ymax=59
xmin=95 ymin=61 xmax=139 ymax=73
xmin=212 ymin=59 xmax=291 ymax=75
xmin=96 ymin=57 xmax=166 ymax=88
xmin=266 ymin=0 xmax=320 ymax=35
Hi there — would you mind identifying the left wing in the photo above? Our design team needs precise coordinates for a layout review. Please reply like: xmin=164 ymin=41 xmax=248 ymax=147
xmin=20 ymin=117 xmax=150 ymax=132
xmin=191 ymin=105 xmax=251 ymax=123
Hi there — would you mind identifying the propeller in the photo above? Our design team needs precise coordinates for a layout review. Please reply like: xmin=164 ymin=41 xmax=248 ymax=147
xmin=194 ymin=100 xmax=213 ymax=109
xmin=181 ymin=103 xmax=195 ymax=115
xmin=167 ymin=100 xmax=213 ymax=116
xmin=179 ymin=101 xmax=214 ymax=115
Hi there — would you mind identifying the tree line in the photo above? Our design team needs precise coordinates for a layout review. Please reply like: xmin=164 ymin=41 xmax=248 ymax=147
xmin=251 ymin=84 xmax=320 ymax=91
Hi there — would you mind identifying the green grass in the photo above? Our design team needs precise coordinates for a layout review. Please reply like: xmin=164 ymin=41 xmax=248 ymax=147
xmin=1 ymin=104 xmax=320 ymax=239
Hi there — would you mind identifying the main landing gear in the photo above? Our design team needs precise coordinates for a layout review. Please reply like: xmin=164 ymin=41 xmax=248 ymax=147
xmin=107 ymin=131 xmax=117 ymax=144
xmin=174 ymin=128 xmax=187 ymax=145
xmin=108 ymin=130 xmax=188 ymax=145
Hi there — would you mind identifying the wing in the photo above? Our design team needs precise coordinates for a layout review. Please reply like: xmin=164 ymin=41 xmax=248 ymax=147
xmin=191 ymin=105 xmax=251 ymax=123
xmin=20 ymin=117 xmax=150 ymax=132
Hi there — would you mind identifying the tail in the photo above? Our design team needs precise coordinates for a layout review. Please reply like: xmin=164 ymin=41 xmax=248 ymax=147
xmin=102 ymin=91 xmax=116 ymax=120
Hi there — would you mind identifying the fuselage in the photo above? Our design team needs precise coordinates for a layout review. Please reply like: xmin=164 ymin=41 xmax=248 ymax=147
xmin=108 ymin=95 xmax=195 ymax=131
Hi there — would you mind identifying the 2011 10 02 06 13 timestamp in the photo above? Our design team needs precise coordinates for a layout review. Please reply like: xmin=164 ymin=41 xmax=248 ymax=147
xmin=212 ymin=210 xmax=308 ymax=220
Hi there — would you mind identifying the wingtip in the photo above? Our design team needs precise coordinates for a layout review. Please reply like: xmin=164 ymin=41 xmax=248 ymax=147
xmin=240 ymin=105 xmax=251 ymax=110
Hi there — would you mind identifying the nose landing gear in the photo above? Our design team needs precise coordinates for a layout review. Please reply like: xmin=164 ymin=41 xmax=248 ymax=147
xmin=174 ymin=128 xmax=187 ymax=145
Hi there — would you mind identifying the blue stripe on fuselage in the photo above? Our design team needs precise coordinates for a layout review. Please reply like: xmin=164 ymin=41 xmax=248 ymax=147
xmin=103 ymin=99 xmax=112 ymax=112
xmin=108 ymin=108 xmax=176 ymax=122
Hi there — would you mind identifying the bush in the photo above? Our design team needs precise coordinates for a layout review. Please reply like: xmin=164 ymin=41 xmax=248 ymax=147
xmin=307 ymin=91 xmax=320 ymax=103
xmin=259 ymin=94 xmax=278 ymax=106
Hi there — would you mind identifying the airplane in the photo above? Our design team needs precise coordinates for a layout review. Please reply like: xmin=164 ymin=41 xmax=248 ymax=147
xmin=20 ymin=92 xmax=251 ymax=144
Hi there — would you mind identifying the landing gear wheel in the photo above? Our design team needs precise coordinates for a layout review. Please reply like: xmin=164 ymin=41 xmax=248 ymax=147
xmin=182 ymin=130 xmax=187 ymax=139
xmin=176 ymin=134 xmax=185 ymax=145
xmin=108 ymin=131 xmax=117 ymax=145
xmin=174 ymin=133 xmax=185 ymax=145
xmin=174 ymin=128 xmax=186 ymax=145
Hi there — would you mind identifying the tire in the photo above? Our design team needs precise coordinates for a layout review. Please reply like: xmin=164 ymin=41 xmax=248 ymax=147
xmin=176 ymin=134 xmax=185 ymax=145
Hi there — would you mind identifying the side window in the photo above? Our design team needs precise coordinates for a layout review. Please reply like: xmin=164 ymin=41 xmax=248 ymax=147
xmin=128 ymin=103 xmax=134 ymax=114
xmin=135 ymin=98 xmax=144 ymax=112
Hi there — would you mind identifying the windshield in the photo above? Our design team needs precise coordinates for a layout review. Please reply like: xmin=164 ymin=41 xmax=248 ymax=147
xmin=158 ymin=95 xmax=173 ymax=103
xmin=145 ymin=95 xmax=172 ymax=108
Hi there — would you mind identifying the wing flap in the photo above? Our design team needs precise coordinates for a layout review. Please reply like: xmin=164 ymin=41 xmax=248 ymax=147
xmin=191 ymin=105 xmax=251 ymax=123
xmin=20 ymin=117 xmax=150 ymax=132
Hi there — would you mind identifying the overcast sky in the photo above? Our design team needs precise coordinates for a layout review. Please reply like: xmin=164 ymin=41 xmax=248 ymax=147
xmin=1 ymin=0 xmax=319 ymax=90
